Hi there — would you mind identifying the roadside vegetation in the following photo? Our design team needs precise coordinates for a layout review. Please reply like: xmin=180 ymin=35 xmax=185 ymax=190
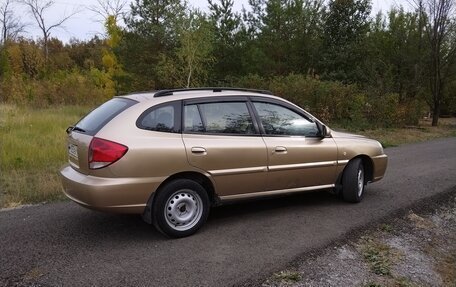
xmin=356 ymin=118 xmax=456 ymax=147
xmin=0 ymin=105 xmax=88 ymax=207
xmin=263 ymin=195 xmax=456 ymax=287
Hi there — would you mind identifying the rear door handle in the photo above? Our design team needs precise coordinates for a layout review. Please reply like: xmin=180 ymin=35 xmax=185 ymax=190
xmin=274 ymin=146 xmax=287 ymax=153
xmin=191 ymin=147 xmax=207 ymax=154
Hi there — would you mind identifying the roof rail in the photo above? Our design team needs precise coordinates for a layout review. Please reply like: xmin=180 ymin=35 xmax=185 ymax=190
xmin=153 ymin=87 xmax=273 ymax=98
xmin=119 ymin=90 xmax=158 ymax=96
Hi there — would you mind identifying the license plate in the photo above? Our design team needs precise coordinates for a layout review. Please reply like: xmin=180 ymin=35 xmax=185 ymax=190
xmin=68 ymin=143 xmax=78 ymax=160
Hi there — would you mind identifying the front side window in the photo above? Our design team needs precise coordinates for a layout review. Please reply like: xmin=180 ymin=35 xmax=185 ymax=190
xmin=138 ymin=104 xmax=176 ymax=132
xmin=253 ymin=102 xmax=319 ymax=136
xmin=184 ymin=102 xmax=255 ymax=134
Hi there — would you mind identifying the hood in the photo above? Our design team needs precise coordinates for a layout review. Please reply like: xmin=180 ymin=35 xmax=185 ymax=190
xmin=330 ymin=130 xmax=367 ymax=139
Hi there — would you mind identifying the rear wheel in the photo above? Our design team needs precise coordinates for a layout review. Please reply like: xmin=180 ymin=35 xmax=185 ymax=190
xmin=342 ymin=158 xmax=365 ymax=203
xmin=152 ymin=179 xmax=210 ymax=238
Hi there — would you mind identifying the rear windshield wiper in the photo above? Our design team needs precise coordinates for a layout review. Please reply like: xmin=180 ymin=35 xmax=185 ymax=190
xmin=66 ymin=126 xmax=86 ymax=134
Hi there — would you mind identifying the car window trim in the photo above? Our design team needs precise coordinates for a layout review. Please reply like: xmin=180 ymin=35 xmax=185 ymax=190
xmin=196 ymin=104 xmax=207 ymax=132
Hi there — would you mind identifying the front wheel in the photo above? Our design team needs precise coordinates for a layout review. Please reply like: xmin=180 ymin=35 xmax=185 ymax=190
xmin=342 ymin=158 xmax=365 ymax=203
xmin=152 ymin=179 xmax=210 ymax=238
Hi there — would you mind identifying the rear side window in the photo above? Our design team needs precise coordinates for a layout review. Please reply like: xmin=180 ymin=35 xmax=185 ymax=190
xmin=184 ymin=102 xmax=255 ymax=134
xmin=184 ymin=105 xmax=204 ymax=132
xmin=137 ymin=101 xmax=181 ymax=133
xmin=74 ymin=98 xmax=136 ymax=136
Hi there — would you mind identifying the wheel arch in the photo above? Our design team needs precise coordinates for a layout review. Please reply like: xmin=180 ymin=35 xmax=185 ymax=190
xmin=335 ymin=155 xmax=374 ymax=189
xmin=358 ymin=155 xmax=374 ymax=183
xmin=142 ymin=171 xmax=217 ymax=224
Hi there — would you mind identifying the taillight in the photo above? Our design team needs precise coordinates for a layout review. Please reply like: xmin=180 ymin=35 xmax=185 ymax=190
xmin=89 ymin=137 xmax=128 ymax=169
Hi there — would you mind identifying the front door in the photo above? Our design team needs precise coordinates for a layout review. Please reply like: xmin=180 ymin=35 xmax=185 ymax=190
xmin=252 ymin=101 xmax=338 ymax=191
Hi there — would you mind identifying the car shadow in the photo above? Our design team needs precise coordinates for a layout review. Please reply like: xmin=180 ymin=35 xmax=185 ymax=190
xmin=209 ymin=189 xmax=341 ymax=221
xmin=62 ymin=189 xmax=344 ymax=242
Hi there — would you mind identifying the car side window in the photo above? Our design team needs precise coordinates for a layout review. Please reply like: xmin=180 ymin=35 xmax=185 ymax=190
xmin=184 ymin=102 xmax=255 ymax=134
xmin=138 ymin=104 xmax=176 ymax=133
xmin=184 ymin=105 xmax=205 ymax=132
xmin=253 ymin=102 xmax=319 ymax=136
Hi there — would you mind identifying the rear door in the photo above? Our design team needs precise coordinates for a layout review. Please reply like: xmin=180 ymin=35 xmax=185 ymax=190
xmin=182 ymin=97 xmax=268 ymax=197
xmin=67 ymin=97 xmax=137 ymax=174
xmin=251 ymin=100 xmax=338 ymax=191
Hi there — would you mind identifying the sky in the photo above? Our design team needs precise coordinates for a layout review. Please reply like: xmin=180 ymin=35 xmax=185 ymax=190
xmin=12 ymin=0 xmax=413 ymax=43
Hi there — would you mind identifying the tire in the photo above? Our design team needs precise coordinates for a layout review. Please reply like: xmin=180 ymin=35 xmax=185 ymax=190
xmin=152 ymin=179 xmax=210 ymax=238
xmin=342 ymin=158 xmax=365 ymax=203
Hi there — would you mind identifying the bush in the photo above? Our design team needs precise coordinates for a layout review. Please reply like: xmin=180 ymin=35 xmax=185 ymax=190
xmin=0 ymin=69 xmax=424 ymax=129
xmin=233 ymin=74 xmax=421 ymax=129
xmin=0 ymin=69 xmax=111 ymax=107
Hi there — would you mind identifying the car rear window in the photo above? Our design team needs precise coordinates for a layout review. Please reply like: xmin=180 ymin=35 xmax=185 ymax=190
xmin=74 ymin=98 xmax=137 ymax=135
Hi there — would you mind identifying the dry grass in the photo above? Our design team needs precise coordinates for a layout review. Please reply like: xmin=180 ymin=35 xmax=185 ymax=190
xmin=0 ymin=104 xmax=90 ymax=208
xmin=271 ymin=271 xmax=302 ymax=284
xmin=358 ymin=118 xmax=456 ymax=147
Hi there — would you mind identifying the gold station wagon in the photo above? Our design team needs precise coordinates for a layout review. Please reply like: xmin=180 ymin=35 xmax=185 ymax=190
xmin=60 ymin=88 xmax=388 ymax=237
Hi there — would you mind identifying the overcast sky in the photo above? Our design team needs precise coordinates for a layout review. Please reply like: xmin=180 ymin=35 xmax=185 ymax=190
xmin=14 ymin=0 xmax=412 ymax=43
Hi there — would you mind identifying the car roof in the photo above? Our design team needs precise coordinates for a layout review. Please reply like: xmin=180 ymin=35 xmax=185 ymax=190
xmin=118 ymin=88 xmax=278 ymax=104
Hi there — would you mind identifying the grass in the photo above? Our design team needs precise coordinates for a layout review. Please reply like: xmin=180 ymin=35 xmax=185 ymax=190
xmin=359 ymin=237 xmax=396 ymax=276
xmin=271 ymin=270 xmax=302 ymax=283
xmin=357 ymin=118 xmax=456 ymax=147
xmin=1 ymin=103 xmax=455 ymax=208
xmin=0 ymin=104 xmax=90 ymax=208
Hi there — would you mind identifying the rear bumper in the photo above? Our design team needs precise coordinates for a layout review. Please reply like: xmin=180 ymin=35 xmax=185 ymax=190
xmin=371 ymin=154 xmax=388 ymax=182
xmin=59 ymin=165 xmax=164 ymax=214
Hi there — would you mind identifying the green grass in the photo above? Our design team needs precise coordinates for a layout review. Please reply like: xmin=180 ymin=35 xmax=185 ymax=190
xmin=359 ymin=237 xmax=398 ymax=276
xmin=0 ymin=104 xmax=90 ymax=208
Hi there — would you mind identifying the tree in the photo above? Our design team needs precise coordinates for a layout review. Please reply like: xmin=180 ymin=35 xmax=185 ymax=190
xmin=260 ymin=0 xmax=325 ymax=75
xmin=119 ymin=0 xmax=186 ymax=89
xmin=87 ymin=0 xmax=128 ymax=25
xmin=365 ymin=9 xmax=427 ymax=99
xmin=0 ymin=0 xmax=26 ymax=45
xmin=156 ymin=10 xmax=214 ymax=87
xmin=66 ymin=36 xmax=105 ymax=70
xmin=102 ymin=15 xmax=126 ymax=95
xmin=422 ymin=0 xmax=456 ymax=125
xmin=239 ymin=0 xmax=325 ymax=76
xmin=20 ymin=0 xmax=78 ymax=63
xmin=208 ymin=0 xmax=242 ymax=80
xmin=321 ymin=0 xmax=372 ymax=83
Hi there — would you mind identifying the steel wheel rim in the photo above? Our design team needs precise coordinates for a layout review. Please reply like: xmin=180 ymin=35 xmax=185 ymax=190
xmin=164 ymin=189 xmax=203 ymax=231
xmin=357 ymin=168 xmax=364 ymax=197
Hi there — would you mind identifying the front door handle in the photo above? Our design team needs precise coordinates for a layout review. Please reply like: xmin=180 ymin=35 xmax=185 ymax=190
xmin=191 ymin=147 xmax=207 ymax=154
xmin=274 ymin=146 xmax=287 ymax=153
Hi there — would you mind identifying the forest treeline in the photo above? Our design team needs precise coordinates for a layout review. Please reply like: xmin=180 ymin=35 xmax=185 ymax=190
xmin=1 ymin=0 xmax=456 ymax=128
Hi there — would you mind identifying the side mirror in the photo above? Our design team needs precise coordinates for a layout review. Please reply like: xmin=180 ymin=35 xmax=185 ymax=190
xmin=315 ymin=121 xmax=328 ymax=138
xmin=66 ymin=126 xmax=74 ymax=134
